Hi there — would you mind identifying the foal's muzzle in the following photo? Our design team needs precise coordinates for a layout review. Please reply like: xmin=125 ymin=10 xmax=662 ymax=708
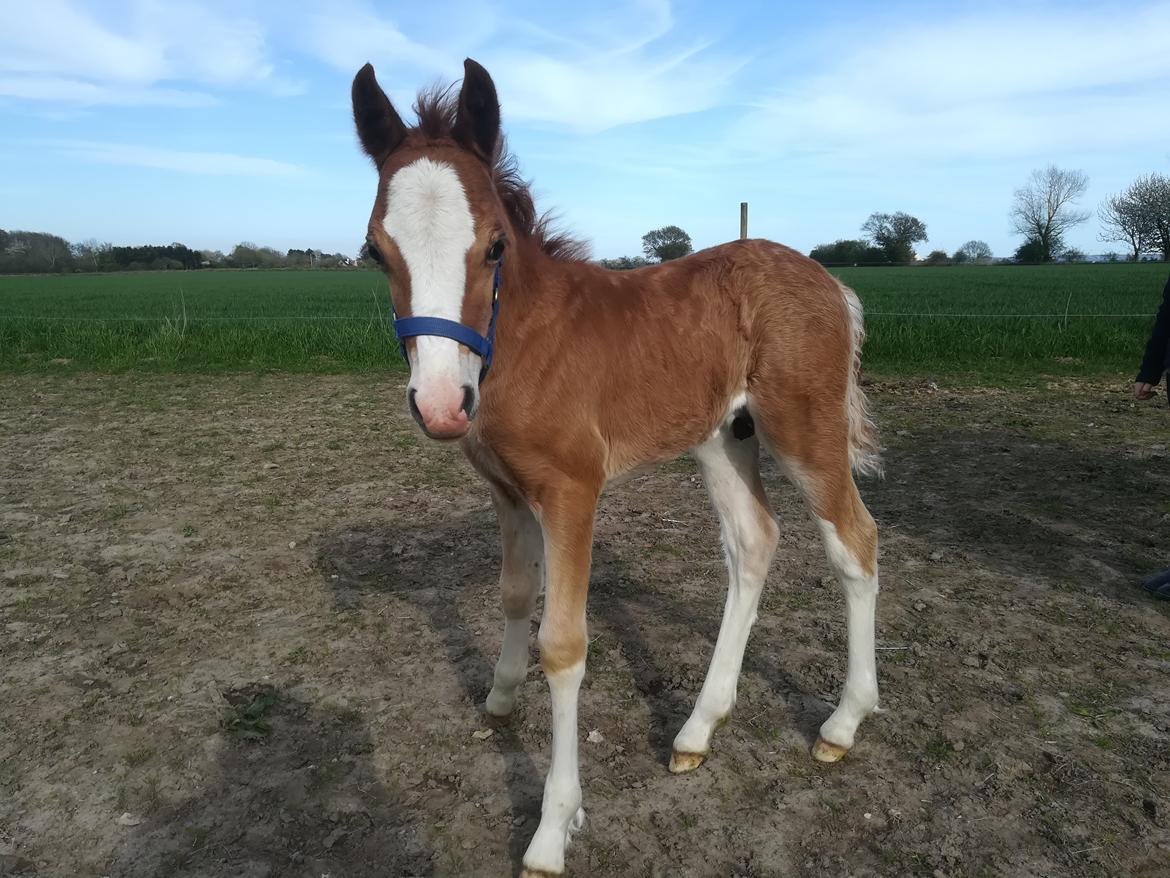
xmin=408 ymin=383 xmax=477 ymax=439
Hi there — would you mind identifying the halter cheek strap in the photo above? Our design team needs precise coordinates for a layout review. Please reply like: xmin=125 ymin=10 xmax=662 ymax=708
xmin=391 ymin=260 xmax=502 ymax=383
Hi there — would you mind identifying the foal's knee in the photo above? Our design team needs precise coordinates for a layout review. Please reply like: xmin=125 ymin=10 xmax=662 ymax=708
xmin=501 ymin=557 xmax=541 ymax=617
xmin=502 ymin=587 xmax=539 ymax=621
xmin=538 ymin=623 xmax=586 ymax=676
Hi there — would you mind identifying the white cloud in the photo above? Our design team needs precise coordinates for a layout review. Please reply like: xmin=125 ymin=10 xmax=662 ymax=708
xmin=298 ymin=7 xmax=452 ymax=74
xmin=487 ymin=1 xmax=743 ymax=133
xmin=729 ymin=3 xmax=1170 ymax=165
xmin=0 ymin=1 xmax=165 ymax=84
xmin=0 ymin=0 xmax=289 ymax=104
xmin=490 ymin=45 xmax=744 ymax=134
xmin=45 ymin=140 xmax=305 ymax=177
xmin=0 ymin=77 xmax=215 ymax=107
xmin=294 ymin=0 xmax=742 ymax=134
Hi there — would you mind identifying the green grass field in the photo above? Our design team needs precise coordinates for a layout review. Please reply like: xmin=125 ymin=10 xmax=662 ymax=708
xmin=0 ymin=263 xmax=1165 ymax=376
xmin=0 ymin=270 xmax=398 ymax=372
xmin=832 ymin=262 xmax=1165 ymax=376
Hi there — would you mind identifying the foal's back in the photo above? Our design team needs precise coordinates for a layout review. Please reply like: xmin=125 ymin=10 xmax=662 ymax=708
xmin=484 ymin=238 xmax=857 ymax=480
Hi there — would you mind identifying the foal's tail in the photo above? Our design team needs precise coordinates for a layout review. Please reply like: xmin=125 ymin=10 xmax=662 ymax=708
xmin=838 ymin=282 xmax=883 ymax=477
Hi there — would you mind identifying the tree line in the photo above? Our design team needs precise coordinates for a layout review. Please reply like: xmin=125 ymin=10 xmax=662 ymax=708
xmin=811 ymin=209 xmax=1000 ymax=267
xmin=809 ymin=167 xmax=1170 ymax=267
xmin=0 ymin=231 xmax=357 ymax=274
xmin=8 ymin=167 xmax=1167 ymax=276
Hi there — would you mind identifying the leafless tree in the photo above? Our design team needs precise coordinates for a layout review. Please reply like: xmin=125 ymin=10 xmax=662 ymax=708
xmin=70 ymin=238 xmax=110 ymax=271
xmin=1098 ymin=192 xmax=1148 ymax=261
xmin=1130 ymin=172 xmax=1170 ymax=261
xmin=1009 ymin=165 xmax=1089 ymax=261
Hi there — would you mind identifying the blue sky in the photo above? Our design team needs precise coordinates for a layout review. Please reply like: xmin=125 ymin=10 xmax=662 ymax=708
xmin=2 ymin=0 xmax=1169 ymax=260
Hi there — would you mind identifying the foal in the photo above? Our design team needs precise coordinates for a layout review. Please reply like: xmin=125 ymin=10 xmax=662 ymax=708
xmin=353 ymin=59 xmax=882 ymax=877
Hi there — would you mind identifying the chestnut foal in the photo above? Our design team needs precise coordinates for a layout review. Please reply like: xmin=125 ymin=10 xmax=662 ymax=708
xmin=353 ymin=58 xmax=883 ymax=877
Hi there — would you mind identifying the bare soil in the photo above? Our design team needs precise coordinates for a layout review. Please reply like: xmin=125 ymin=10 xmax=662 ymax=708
xmin=1 ymin=373 xmax=1168 ymax=878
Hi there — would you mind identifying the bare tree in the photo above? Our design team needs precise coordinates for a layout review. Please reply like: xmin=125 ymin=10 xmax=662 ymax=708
xmin=1009 ymin=165 xmax=1089 ymax=262
xmin=1098 ymin=192 xmax=1148 ymax=261
xmin=1130 ymin=172 xmax=1170 ymax=261
xmin=70 ymin=238 xmax=110 ymax=271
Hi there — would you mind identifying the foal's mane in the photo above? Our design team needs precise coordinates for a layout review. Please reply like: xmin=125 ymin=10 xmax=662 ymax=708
xmin=413 ymin=85 xmax=591 ymax=262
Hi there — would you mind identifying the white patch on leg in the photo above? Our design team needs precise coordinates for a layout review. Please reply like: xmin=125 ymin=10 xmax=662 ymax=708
xmin=816 ymin=518 xmax=879 ymax=750
xmin=486 ymin=617 xmax=530 ymax=716
xmin=673 ymin=432 xmax=777 ymax=760
xmin=523 ymin=661 xmax=585 ymax=875
xmin=383 ymin=157 xmax=481 ymax=392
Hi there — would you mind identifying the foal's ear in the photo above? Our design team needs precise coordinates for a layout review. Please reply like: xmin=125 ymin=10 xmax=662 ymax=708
xmin=453 ymin=58 xmax=500 ymax=162
xmin=352 ymin=63 xmax=407 ymax=165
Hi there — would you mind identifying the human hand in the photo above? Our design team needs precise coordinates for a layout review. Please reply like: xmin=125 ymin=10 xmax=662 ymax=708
xmin=1134 ymin=382 xmax=1157 ymax=400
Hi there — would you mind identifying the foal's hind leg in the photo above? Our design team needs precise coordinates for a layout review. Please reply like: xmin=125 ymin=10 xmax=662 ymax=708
xmin=752 ymin=400 xmax=880 ymax=762
xmin=485 ymin=488 xmax=543 ymax=718
xmin=807 ymin=494 xmax=879 ymax=763
xmin=670 ymin=428 xmax=779 ymax=773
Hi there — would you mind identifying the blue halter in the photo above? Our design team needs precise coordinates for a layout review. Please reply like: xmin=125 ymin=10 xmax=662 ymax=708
xmin=391 ymin=260 xmax=502 ymax=384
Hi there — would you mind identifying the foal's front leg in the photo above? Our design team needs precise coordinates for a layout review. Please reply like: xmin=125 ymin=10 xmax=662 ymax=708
xmin=485 ymin=489 xmax=544 ymax=718
xmin=521 ymin=485 xmax=597 ymax=878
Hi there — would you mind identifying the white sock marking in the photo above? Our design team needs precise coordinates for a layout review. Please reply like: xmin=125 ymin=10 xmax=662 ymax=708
xmin=674 ymin=432 xmax=778 ymax=757
xmin=816 ymin=518 xmax=879 ymax=749
xmin=523 ymin=661 xmax=585 ymax=874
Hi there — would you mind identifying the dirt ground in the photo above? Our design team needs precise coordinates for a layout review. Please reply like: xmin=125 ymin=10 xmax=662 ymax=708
xmin=1 ymin=372 xmax=1168 ymax=878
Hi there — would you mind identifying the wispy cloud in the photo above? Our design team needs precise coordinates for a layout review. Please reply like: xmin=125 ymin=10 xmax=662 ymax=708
xmin=298 ymin=0 xmax=742 ymax=134
xmin=486 ymin=1 xmax=744 ymax=133
xmin=0 ymin=0 xmax=294 ymax=104
xmin=298 ymin=6 xmax=453 ymax=75
xmin=44 ymin=140 xmax=305 ymax=177
xmin=0 ymin=76 xmax=216 ymax=107
xmin=729 ymin=3 xmax=1170 ymax=165
xmin=490 ymin=44 xmax=744 ymax=134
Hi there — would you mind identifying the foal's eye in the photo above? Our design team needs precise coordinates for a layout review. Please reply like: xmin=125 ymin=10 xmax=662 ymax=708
xmin=486 ymin=238 xmax=506 ymax=263
xmin=363 ymin=241 xmax=383 ymax=265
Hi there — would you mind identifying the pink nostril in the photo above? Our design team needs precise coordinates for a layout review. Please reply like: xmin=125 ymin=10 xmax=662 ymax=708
xmin=411 ymin=387 xmax=471 ymax=437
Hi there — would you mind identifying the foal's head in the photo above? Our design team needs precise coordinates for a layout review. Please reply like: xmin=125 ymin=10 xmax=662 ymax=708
xmin=353 ymin=59 xmax=510 ymax=441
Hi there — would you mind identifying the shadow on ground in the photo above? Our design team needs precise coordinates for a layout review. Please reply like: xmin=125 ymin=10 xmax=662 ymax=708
xmin=860 ymin=425 xmax=1164 ymax=590
xmin=109 ymin=684 xmax=433 ymax=877
xmin=315 ymin=505 xmax=828 ymax=867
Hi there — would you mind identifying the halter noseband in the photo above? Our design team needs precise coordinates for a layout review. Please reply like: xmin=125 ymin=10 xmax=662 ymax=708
xmin=391 ymin=260 xmax=502 ymax=384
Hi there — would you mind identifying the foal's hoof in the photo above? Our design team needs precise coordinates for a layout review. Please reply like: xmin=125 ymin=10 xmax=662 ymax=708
xmin=811 ymin=737 xmax=850 ymax=763
xmin=484 ymin=689 xmax=516 ymax=720
xmin=669 ymin=750 xmax=707 ymax=774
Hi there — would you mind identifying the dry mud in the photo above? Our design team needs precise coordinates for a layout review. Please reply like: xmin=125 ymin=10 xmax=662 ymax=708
xmin=1 ymin=373 xmax=1167 ymax=877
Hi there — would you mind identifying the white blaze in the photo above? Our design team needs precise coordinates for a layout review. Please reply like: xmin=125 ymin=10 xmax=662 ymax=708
xmin=383 ymin=157 xmax=480 ymax=393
